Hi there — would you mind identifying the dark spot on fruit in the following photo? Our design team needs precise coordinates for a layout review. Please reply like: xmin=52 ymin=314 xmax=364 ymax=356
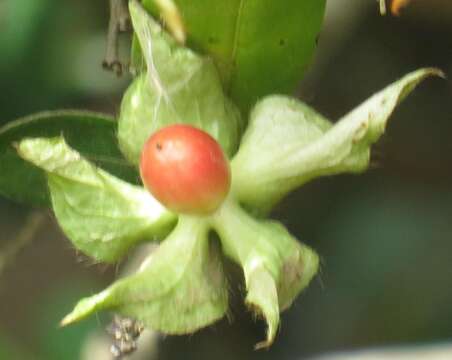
xmin=279 ymin=39 xmax=286 ymax=46
xmin=156 ymin=143 xmax=162 ymax=150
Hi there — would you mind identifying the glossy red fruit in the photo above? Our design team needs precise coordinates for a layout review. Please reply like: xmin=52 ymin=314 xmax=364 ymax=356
xmin=140 ymin=124 xmax=231 ymax=215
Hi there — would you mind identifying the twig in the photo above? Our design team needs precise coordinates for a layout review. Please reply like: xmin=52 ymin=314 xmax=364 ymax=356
xmin=0 ymin=211 xmax=47 ymax=276
xmin=378 ymin=0 xmax=387 ymax=15
xmin=103 ymin=0 xmax=131 ymax=76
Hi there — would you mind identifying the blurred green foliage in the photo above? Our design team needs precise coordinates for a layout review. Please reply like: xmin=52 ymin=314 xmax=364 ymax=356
xmin=0 ymin=0 xmax=127 ymax=122
xmin=32 ymin=282 xmax=103 ymax=360
xmin=0 ymin=333 xmax=29 ymax=359
xmin=0 ymin=1 xmax=452 ymax=359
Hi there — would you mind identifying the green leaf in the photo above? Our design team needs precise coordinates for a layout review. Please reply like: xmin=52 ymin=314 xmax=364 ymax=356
xmin=119 ymin=1 xmax=243 ymax=165
xmin=61 ymin=216 xmax=228 ymax=334
xmin=140 ymin=0 xmax=326 ymax=113
xmin=232 ymin=68 xmax=444 ymax=213
xmin=211 ymin=197 xmax=319 ymax=347
xmin=17 ymin=137 xmax=176 ymax=263
xmin=0 ymin=110 xmax=137 ymax=207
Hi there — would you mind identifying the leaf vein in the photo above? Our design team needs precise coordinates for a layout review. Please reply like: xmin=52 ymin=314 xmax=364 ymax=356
xmin=227 ymin=0 xmax=246 ymax=92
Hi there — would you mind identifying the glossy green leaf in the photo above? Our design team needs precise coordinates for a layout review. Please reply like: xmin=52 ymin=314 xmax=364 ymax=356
xmin=0 ymin=110 xmax=137 ymax=207
xmin=62 ymin=216 xmax=228 ymax=333
xmin=139 ymin=0 xmax=326 ymax=112
xmin=118 ymin=2 xmax=243 ymax=164
xmin=17 ymin=137 xmax=176 ymax=262
xmin=211 ymin=197 xmax=319 ymax=347
xmin=232 ymin=68 xmax=443 ymax=213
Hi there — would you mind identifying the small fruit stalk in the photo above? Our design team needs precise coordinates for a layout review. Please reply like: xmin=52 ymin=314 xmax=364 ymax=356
xmin=140 ymin=124 xmax=231 ymax=215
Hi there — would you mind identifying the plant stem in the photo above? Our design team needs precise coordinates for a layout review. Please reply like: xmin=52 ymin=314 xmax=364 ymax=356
xmin=0 ymin=211 xmax=47 ymax=277
xmin=103 ymin=0 xmax=131 ymax=76
xmin=378 ymin=0 xmax=387 ymax=15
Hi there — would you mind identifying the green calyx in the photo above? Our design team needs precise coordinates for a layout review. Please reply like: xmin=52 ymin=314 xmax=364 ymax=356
xmin=211 ymin=196 xmax=319 ymax=347
xmin=232 ymin=68 xmax=444 ymax=214
xmin=17 ymin=62 xmax=439 ymax=344
xmin=60 ymin=198 xmax=318 ymax=347
xmin=118 ymin=1 xmax=243 ymax=164
xmin=16 ymin=137 xmax=176 ymax=263
xmin=12 ymin=0 xmax=443 ymax=348
xmin=61 ymin=215 xmax=228 ymax=334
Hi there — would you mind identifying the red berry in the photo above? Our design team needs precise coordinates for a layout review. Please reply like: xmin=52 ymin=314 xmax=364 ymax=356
xmin=140 ymin=124 xmax=231 ymax=215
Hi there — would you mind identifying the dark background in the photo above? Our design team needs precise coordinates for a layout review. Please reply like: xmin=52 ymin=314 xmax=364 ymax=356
xmin=1 ymin=0 xmax=452 ymax=359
